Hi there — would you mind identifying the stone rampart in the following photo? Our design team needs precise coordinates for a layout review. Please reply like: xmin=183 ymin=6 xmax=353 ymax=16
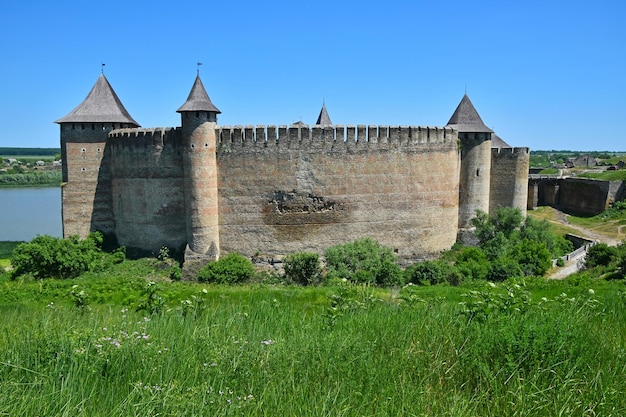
xmin=217 ymin=125 xmax=455 ymax=151
xmin=490 ymin=147 xmax=530 ymax=216
xmin=215 ymin=125 xmax=460 ymax=262
xmin=107 ymin=127 xmax=187 ymax=254
xmin=529 ymin=177 xmax=625 ymax=216
xmin=557 ymin=178 xmax=624 ymax=216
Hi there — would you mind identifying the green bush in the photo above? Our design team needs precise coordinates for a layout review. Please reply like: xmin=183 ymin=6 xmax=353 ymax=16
xmin=585 ymin=243 xmax=618 ymax=268
xmin=284 ymin=252 xmax=321 ymax=285
xmin=453 ymin=246 xmax=489 ymax=281
xmin=405 ymin=260 xmax=462 ymax=286
xmin=197 ymin=253 xmax=255 ymax=284
xmin=520 ymin=216 xmax=573 ymax=257
xmin=10 ymin=232 xmax=121 ymax=279
xmin=470 ymin=208 xmax=569 ymax=279
xmin=487 ymin=257 xmax=523 ymax=282
xmin=324 ymin=238 xmax=403 ymax=286
xmin=511 ymin=239 xmax=552 ymax=276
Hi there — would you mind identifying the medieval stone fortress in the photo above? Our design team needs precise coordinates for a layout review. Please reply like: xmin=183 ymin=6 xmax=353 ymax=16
xmin=56 ymin=73 xmax=530 ymax=266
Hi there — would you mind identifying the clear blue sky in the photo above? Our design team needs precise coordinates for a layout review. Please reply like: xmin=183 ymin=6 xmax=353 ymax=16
xmin=1 ymin=0 xmax=624 ymax=151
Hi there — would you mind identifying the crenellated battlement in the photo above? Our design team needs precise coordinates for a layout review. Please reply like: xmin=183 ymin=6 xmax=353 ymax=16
xmin=216 ymin=125 xmax=457 ymax=152
xmin=491 ymin=146 xmax=530 ymax=156
xmin=109 ymin=127 xmax=177 ymax=139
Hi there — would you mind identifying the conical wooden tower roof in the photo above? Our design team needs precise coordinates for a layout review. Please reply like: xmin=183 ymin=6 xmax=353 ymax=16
xmin=315 ymin=103 xmax=332 ymax=126
xmin=446 ymin=94 xmax=492 ymax=133
xmin=55 ymin=74 xmax=139 ymax=126
xmin=177 ymin=75 xmax=221 ymax=113
xmin=491 ymin=133 xmax=511 ymax=148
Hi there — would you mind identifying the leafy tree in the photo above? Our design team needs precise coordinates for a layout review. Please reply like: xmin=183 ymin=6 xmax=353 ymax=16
xmin=520 ymin=216 xmax=573 ymax=257
xmin=511 ymin=239 xmax=552 ymax=276
xmin=324 ymin=238 xmax=403 ymax=286
xmin=480 ymin=231 xmax=510 ymax=260
xmin=472 ymin=207 xmax=523 ymax=241
xmin=469 ymin=208 xmax=566 ymax=280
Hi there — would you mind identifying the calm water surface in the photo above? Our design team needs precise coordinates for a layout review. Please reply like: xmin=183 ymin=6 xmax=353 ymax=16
xmin=0 ymin=187 xmax=62 ymax=241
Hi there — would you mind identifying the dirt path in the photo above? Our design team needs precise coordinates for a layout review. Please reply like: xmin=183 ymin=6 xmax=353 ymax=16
xmin=546 ymin=209 xmax=618 ymax=279
xmin=550 ymin=209 xmax=620 ymax=246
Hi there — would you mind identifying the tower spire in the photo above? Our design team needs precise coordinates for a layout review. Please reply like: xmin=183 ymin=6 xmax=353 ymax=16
xmin=315 ymin=102 xmax=332 ymax=126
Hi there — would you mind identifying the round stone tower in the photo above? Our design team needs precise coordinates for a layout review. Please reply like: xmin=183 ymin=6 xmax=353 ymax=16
xmin=446 ymin=94 xmax=493 ymax=228
xmin=177 ymin=75 xmax=221 ymax=260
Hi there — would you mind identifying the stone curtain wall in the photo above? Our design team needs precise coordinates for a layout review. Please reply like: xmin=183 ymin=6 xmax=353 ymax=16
xmin=489 ymin=147 xmax=530 ymax=216
xmin=108 ymin=128 xmax=187 ymax=254
xmin=557 ymin=178 xmax=623 ymax=216
xmin=529 ymin=177 xmax=625 ymax=216
xmin=216 ymin=125 xmax=460 ymax=262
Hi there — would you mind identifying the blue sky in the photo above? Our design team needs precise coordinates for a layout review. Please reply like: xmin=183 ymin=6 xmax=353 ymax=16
xmin=1 ymin=0 xmax=624 ymax=151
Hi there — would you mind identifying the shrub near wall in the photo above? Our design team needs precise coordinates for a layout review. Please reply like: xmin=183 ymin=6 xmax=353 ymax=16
xmin=324 ymin=238 xmax=403 ymax=286
xmin=10 ymin=232 xmax=124 ymax=279
xmin=196 ymin=253 xmax=255 ymax=284
xmin=283 ymin=252 xmax=321 ymax=285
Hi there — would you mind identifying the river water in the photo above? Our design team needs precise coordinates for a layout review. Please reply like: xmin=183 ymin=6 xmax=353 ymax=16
xmin=0 ymin=187 xmax=62 ymax=241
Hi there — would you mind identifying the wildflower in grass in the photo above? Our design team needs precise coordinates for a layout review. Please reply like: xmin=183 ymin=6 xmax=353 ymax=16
xmin=588 ymin=288 xmax=595 ymax=295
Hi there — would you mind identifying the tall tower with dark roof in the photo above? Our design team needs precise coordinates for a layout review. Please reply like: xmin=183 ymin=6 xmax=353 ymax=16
xmin=177 ymin=75 xmax=221 ymax=261
xmin=447 ymin=94 xmax=493 ymax=228
xmin=56 ymin=73 xmax=139 ymax=238
xmin=315 ymin=103 xmax=332 ymax=126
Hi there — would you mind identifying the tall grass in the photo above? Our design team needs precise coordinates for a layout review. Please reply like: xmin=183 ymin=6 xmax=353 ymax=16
xmin=0 ymin=278 xmax=624 ymax=416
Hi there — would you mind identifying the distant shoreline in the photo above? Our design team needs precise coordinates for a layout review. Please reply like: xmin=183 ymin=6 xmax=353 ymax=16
xmin=0 ymin=183 xmax=61 ymax=189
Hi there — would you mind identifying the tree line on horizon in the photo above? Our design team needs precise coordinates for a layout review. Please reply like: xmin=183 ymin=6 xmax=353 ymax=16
xmin=0 ymin=147 xmax=60 ymax=157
